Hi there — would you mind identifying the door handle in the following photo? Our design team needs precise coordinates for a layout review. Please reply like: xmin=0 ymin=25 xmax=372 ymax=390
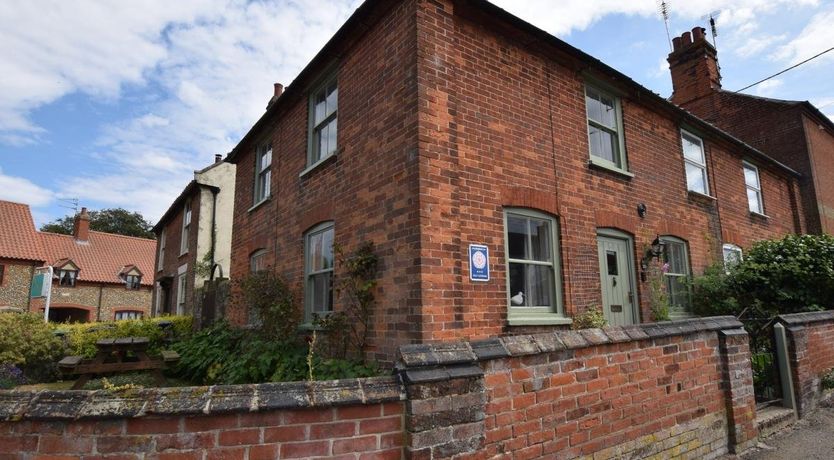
xmin=628 ymin=292 xmax=634 ymax=304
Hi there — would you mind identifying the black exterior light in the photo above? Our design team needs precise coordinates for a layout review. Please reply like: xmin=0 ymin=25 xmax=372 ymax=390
xmin=640 ymin=236 xmax=666 ymax=281
xmin=637 ymin=203 xmax=647 ymax=218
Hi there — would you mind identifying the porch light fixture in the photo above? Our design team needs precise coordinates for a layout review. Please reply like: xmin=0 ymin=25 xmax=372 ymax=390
xmin=640 ymin=236 xmax=666 ymax=281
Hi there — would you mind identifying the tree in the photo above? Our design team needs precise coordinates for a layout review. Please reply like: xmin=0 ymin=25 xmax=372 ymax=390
xmin=40 ymin=208 xmax=156 ymax=239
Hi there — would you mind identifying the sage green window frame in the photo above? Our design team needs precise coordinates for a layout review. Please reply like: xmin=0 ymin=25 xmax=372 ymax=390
xmin=585 ymin=84 xmax=627 ymax=172
xmin=743 ymin=161 xmax=764 ymax=214
xmin=254 ymin=144 xmax=272 ymax=205
xmin=304 ymin=222 xmax=335 ymax=323
xmin=306 ymin=74 xmax=339 ymax=169
xmin=660 ymin=236 xmax=692 ymax=319
xmin=503 ymin=208 xmax=569 ymax=326
xmin=681 ymin=130 xmax=710 ymax=196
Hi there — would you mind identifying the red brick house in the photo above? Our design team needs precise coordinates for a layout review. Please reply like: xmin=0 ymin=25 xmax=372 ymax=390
xmin=152 ymin=155 xmax=236 ymax=318
xmin=0 ymin=200 xmax=155 ymax=322
xmin=668 ymin=26 xmax=834 ymax=234
xmin=226 ymin=0 xmax=804 ymax=363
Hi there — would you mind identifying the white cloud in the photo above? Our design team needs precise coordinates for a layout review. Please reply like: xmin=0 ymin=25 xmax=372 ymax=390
xmin=0 ymin=167 xmax=54 ymax=206
xmin=754 ymin=78 xmax=783 ymax=96
xmin=773 ymin=10 xmax=834 ymax=64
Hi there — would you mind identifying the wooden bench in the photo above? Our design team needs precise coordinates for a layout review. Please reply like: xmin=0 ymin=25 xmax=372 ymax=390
xmin=58 ymin=355 xmax=83 ymax=372
xmin=59 ymin=336 xmax=174 ymax=390
xmin=161 ymin=350 xmax=180 ymax=363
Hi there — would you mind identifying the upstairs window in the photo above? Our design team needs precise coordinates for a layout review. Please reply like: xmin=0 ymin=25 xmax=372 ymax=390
xmin=125 ymin=274 xmax=141 ymax=290
xmin=115 ymin=310 xmax=143 ymax=321
xmin=661 ymin=236 xmax=691 ymax=318
xmin=586 ymin=85 xmax=626 ymax=171
xmin=308 ymin=76 xmax=338 ymax=167
xmin=681 ymin=130 xmax=709 ymax=195
xmin=254 ymin=144 xmax=271 ymax=204
xmin=743 ymin=162 xmax=764 ymax=214
xmin=304 ymin=223 xmax=334 ymax=322
xmin=723 ymin=244 xmax=743 ymax=272
xmin=180 ymin=201 xmax=191 ymax=255
xmin=157 ymin=230 xmax=165 ymax=272
xmin=58 ymin=269 xmax=78 ymax=287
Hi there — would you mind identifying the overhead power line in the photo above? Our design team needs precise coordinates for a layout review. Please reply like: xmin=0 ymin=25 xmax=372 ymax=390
xmin=735 ymin=45 xmax=834 ymax=93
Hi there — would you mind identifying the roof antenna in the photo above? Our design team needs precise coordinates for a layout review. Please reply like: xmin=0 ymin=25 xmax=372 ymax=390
xmin=701 ymin=10 xmax=721 ymax=50
xmin=57 ymin=197 xmax=79 ymax=214
xmin=658 ymin=1 xmax=673 ymax=52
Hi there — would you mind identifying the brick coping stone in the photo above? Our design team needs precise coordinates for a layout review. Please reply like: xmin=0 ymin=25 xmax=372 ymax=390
xmin=0 ymin=376 xmax=405 ymax=421
xmin=778 ymin=311 xmax=834 ymax=326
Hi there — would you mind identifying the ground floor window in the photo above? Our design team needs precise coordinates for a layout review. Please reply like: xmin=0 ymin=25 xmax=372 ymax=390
xmin=176 ymin=264 xmax=188 ymax=315
xmin=304 ymin=222 xmax=334 ymax=322
xmin=723 ymin=243 xmax=743 ymax=272
xmin=115 ymin=310 xmax=143 ymax=321
xmin=661 ymin=236 xmax=691 ymax=317
xmin=504 ymin=208 xmax=563 ymax=318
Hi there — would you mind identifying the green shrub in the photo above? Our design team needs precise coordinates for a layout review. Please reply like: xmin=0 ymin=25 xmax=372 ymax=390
xmin=692 ymin=234 xmax=834 ymax=318
xmin=0 ymin=313 xmax=63 ymax=381
xmin=572 ymin=306 xmax=607 ymax=330
xmin=172 ymin=321 xmax=379 ymax=385
xmin=822 ymin=369 xmax=834 ymax=391
xmin=56 ymin=316 xmax=192 ymax=359
xmin=235 ymin=270 xmax=300 ymax=338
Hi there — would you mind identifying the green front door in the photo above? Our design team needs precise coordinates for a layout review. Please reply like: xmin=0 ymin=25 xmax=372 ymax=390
xmin=597 ymin=233 xmax=636 ymax=326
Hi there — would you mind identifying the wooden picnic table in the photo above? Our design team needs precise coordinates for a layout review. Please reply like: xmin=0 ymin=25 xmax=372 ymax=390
xmin=59 ymin=336 xmax=179 ymax=390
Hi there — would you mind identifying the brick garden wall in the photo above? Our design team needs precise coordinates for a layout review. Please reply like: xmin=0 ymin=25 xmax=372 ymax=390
xmin=780 ymin=311 xmax=834 ymax=417
xmin=0 ymin=377 xmax=405 ymax=460
xmin=399 ymin=317 xmax=757 ymax=459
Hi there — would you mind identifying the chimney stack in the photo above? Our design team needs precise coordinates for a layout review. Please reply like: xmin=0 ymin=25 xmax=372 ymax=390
xmin=215 ymin=153 xmax=222 ymax=164
xmin=266 ymin=83 xmax=284 ymax=110
xmin=73 ymin=207 xmax=90 ymax=242
xmin=668 ymin=26 xmax=722 ymax=106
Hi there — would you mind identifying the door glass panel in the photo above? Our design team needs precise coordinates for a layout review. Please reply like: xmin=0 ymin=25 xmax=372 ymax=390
xmin=606 ymin=251 xmax=618 ymax=275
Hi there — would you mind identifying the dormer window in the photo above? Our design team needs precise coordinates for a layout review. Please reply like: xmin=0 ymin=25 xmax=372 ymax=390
xmin=125 ymin=274 xmax=141 ymax=290
xmin=59 ymin=269 xmax=78 ymax=287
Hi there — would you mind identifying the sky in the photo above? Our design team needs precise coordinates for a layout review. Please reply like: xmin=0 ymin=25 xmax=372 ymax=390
xmin=1 ymin=0 xmax=832 ymax=227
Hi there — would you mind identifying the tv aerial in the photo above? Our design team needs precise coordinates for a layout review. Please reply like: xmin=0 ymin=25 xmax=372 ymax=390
xmin=701 ymin=10 xmax=721 ymax=49
xmin=658 ymin=1 xmax=673 ymax=52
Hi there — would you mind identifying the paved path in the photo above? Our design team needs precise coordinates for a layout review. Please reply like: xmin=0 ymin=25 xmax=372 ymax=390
xmin=742 ymin=406 xmax=834 ymax=459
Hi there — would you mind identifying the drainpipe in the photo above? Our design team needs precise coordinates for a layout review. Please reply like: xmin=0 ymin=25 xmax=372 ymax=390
xmin=209 ymin=187 xmax=219 ymax=281
xmin=97 ymin=285 xmax=103 ymax=321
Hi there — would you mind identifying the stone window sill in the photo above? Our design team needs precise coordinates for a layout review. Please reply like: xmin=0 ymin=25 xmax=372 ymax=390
xmin=299 ymin=150 xmax=340 ymax=178
xmin=588 ymin=159 xmax=634 ymax=179
xmin=248 ymin=197 xmax=271 ymax=213
xmin=508 ymin=314 xmax=573 ymax=327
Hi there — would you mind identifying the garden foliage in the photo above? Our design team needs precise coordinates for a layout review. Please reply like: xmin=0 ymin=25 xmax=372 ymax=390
xmin=56 ymin=315 xmax=192 ymax=359
xmin=692 ymin=234 xmax=834 ymax=318
xmin=0 ymin=313 xmax=62 ymax=381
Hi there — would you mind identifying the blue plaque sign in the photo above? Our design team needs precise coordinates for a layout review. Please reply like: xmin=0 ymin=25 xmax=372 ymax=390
xmin=469 ymin=244 xmax=490 ymax=282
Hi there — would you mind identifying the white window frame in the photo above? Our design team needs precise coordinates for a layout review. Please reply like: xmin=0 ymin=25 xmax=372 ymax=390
xmin=585 ymin=84 xmax=627 ymax=172
xmin=154 ymin=282 xmax=163 ymax=316
xmin=722 ymin=244 xmax=743 ymax=272
xmin=58 ymin=269 xmax=78 ymax=287
xmin=176 ymin=264 xmax=188 ymax=315
xmin=115 ymin=310 xmax=143 ymax=321
xmin=660 ymin=236 xmax=692 ymax=318
xmin=304 ymin=222 xmax=335 ymax=323
xmin=503 ymin=208 xmax=568 ymax=326
xmin=125 ymin=274 xmax=142 ymax=290
xmin=180 ymin=201 xmax=191 ymax=255
xmin=743 ymin=161 xmax=764 ymax=214
xmin=157 ymin=230 xmax=165 ymax=272
xmin=307 ymin=75 xmax=338 ymax=168
xmin=254 ymin=144 xmax=271 ymax=205
xmin=681 ymin=130 xmax=710 ymax=196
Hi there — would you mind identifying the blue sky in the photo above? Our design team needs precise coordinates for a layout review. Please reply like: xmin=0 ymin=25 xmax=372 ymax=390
xmin=1 ymin=0 xmax=832 ymax=227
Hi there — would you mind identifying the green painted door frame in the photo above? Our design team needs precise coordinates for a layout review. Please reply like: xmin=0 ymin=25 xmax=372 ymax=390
xmin=596 ymin=229 xmax=638 ymax=326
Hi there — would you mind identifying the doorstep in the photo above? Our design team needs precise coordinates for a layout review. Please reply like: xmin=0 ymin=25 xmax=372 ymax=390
xmin=756 ymin=404 xmax=797 ymax=439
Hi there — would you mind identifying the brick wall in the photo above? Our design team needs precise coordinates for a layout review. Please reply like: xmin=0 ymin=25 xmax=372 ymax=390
xmin=228 ymin=0 xmax=421 ymax=363
xmin=802 ymin=114 xmax=834 ymax=233
xmin=0 ymin=377 xmax=404 ymax=460
xmin=155 ymin=192 xmax=200 ymax=316
xmin=29 ymin=283 xmax=152 ymax=322
xmin=399 ymin=316 xmax=757 ymax=458
xmin=780 ymin=311 xmax=834 ymax=417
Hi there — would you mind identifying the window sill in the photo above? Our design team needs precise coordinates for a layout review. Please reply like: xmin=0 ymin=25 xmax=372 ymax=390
xmin=687 ymin=190 xmax=716 ymax=202
xmin=588 ymin=159 xmax=633 ymax=179
xmin=248 ymin=197 xmax=271 ymax=213
xmin=508 ymin=314 xmax=573 ymax=327
xmin=299 ymin=151 xmax=339 ymax=178
xmin=750 ymin=211 xmax=770 ymax=220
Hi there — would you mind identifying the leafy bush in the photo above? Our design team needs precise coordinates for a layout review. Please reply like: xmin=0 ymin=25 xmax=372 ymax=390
xmin=172 ymin=321 xmax=378 ymax=384
xmin=0 ymin=313 xmax=63 ymax=381
xmin=572 ymin=306 xmax=607 ymax=330
xmin=692 ymin=234 xmax=834 ymax=318
xmin=235 ymin=271 xmax=299 ymax=337
xmin=56 ymin=316 xmax=192 ymax=359
xmin=822 ymin=369 xmax=834 ymax=391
